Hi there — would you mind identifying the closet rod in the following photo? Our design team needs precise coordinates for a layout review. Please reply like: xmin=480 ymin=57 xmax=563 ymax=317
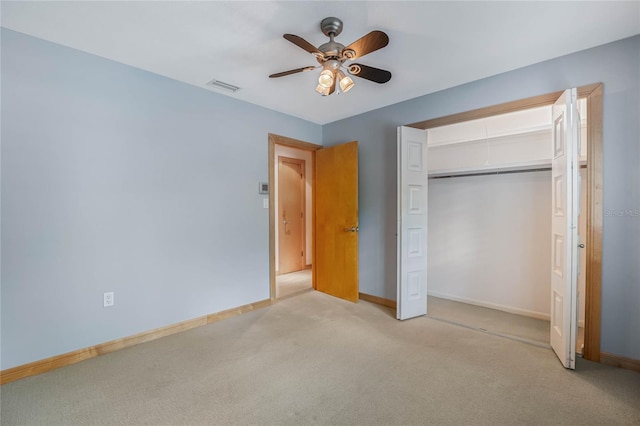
xmin=429 ymin=167 xmax=551 ymax=180
xmin=429 ymin=164 xmax=586 ymax=180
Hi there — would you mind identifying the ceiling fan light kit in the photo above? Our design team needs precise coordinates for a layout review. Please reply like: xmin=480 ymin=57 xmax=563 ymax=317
xmin=315 ymin=84 xmax=330 ymax=96
xmin=269 ymin=17 xmax=391 ymax=96
xmin=318 ymin=69 xmax=334 ymax=88
xmin=337 ymin=71 xmax=354 ymax=93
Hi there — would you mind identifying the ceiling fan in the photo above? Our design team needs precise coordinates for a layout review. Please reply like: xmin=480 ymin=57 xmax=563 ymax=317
xmin=269 ymin=17 xmax=391 ymax=96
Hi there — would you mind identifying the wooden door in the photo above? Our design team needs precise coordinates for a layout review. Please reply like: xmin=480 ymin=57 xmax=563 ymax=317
xmin=396 ymin=126 xmax=429 ymax=320
xmin=550 ymin=88 xmax=580 ymax=369
xmin=278 ymin=156 xmax=305 ymax=274
xmin=315 ymin=141 xmax=359 ymax=302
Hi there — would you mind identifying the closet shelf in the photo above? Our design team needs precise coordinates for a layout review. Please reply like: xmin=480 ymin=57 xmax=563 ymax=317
xmin=427 ymin=106 xmax=552 ymax=148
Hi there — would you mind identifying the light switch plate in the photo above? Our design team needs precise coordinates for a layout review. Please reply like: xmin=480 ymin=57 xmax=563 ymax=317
xmin=263 ymin=198 xmax=269 ymax=209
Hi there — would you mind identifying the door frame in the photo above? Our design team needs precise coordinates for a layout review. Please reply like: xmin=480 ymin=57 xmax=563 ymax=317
xmin=407 ymin=83 xmax=603 ymax=362
xmin=268 ymin=133 xmax=323 ymax=300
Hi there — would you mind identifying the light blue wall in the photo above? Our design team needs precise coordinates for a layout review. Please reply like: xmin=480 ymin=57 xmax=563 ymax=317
xmin=0 ymin=29 xmax=322 ymax=370
xmin=323 ymin=35 xmax=640 ymax=360
xmin=2 ymin=28 xmax=639 ymax=369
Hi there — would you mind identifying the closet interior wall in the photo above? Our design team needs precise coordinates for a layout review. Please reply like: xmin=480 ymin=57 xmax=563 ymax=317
xmin=426 ymin=103 xmax=587 ymax=324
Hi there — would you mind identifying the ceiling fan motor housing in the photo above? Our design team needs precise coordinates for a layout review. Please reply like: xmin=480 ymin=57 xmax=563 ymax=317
xmin=318 ymin=17 xmax=346 ymax=62
xmin=322 ymin=59 xmax=341 ymax=73
xmin=317 ymin=41 xmax=346 ymax=61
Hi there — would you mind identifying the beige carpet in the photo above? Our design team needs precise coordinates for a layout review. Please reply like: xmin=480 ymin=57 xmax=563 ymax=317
xmin=277 ymin=269 xmax=312 ymax=299
xmin=427 ymin=296 xmax=587 ymax=355
xmin=427 ymin=296 xmax=551 ymax=345
xmin=2 ymin=290 xmax=639 ymax=425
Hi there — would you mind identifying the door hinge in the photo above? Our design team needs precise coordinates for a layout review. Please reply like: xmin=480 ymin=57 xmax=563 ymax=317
xmin=301 ymin=251 xmax=304 ymax=257
xmin=301 ymin=212 xmax=303 ymax=218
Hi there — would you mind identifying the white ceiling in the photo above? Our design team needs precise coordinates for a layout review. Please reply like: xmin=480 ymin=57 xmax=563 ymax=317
xmin=2 ymin=1 xmax=639 ymax=125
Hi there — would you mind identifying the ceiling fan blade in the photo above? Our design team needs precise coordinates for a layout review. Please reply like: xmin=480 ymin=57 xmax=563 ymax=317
xmin=342 ymin=31 xmax=389 ymax=60
xmin=283 ymin=34 xmax=323 ymax=57
xmin=348 ymin=63 xmax=392 ymax=84
xmin=269 ymin=66 xmax=317 ymax=78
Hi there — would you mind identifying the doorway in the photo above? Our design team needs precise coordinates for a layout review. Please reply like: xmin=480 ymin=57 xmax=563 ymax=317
xmin=272 ymin=140 xmax=315 ymax=299
xmin=403 ymin=83 xmax=603 ymax=363
xmin=276 ymin=154 xmax=310 ymax=298
xmin=268 ymin=134 xmax=360 ymax=303
xmin=423 ymin=100 xmax=588 ymax=355
xmin=277 ymin=156 xmax=307 ymax=275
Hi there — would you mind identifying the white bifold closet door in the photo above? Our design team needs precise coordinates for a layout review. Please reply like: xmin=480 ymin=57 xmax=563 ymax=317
xmin=396 ymin=126 xmax=428 ymax=320
xmin=550 ymin=88 xmax=581 ymax=369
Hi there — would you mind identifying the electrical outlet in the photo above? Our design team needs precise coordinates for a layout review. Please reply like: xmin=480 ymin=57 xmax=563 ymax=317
xmin=103 ymin=292 xmax=114 ymax=307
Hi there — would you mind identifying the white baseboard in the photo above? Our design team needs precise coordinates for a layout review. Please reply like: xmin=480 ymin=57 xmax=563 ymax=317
xmin=427 ymin=291 xmax=551 ymax=321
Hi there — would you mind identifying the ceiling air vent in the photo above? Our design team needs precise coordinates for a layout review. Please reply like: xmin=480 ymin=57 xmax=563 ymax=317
xmin=206 ymin=79 xmax=240 ymax=92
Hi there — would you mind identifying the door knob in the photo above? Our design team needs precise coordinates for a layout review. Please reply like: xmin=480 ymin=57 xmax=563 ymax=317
xmin=283 ymin=219 xmax=289 ymax=225
xmin=578 ymin=243 xmax=585 ymax=248
xmin=344 ymin=226 xmax=359 ymax=232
